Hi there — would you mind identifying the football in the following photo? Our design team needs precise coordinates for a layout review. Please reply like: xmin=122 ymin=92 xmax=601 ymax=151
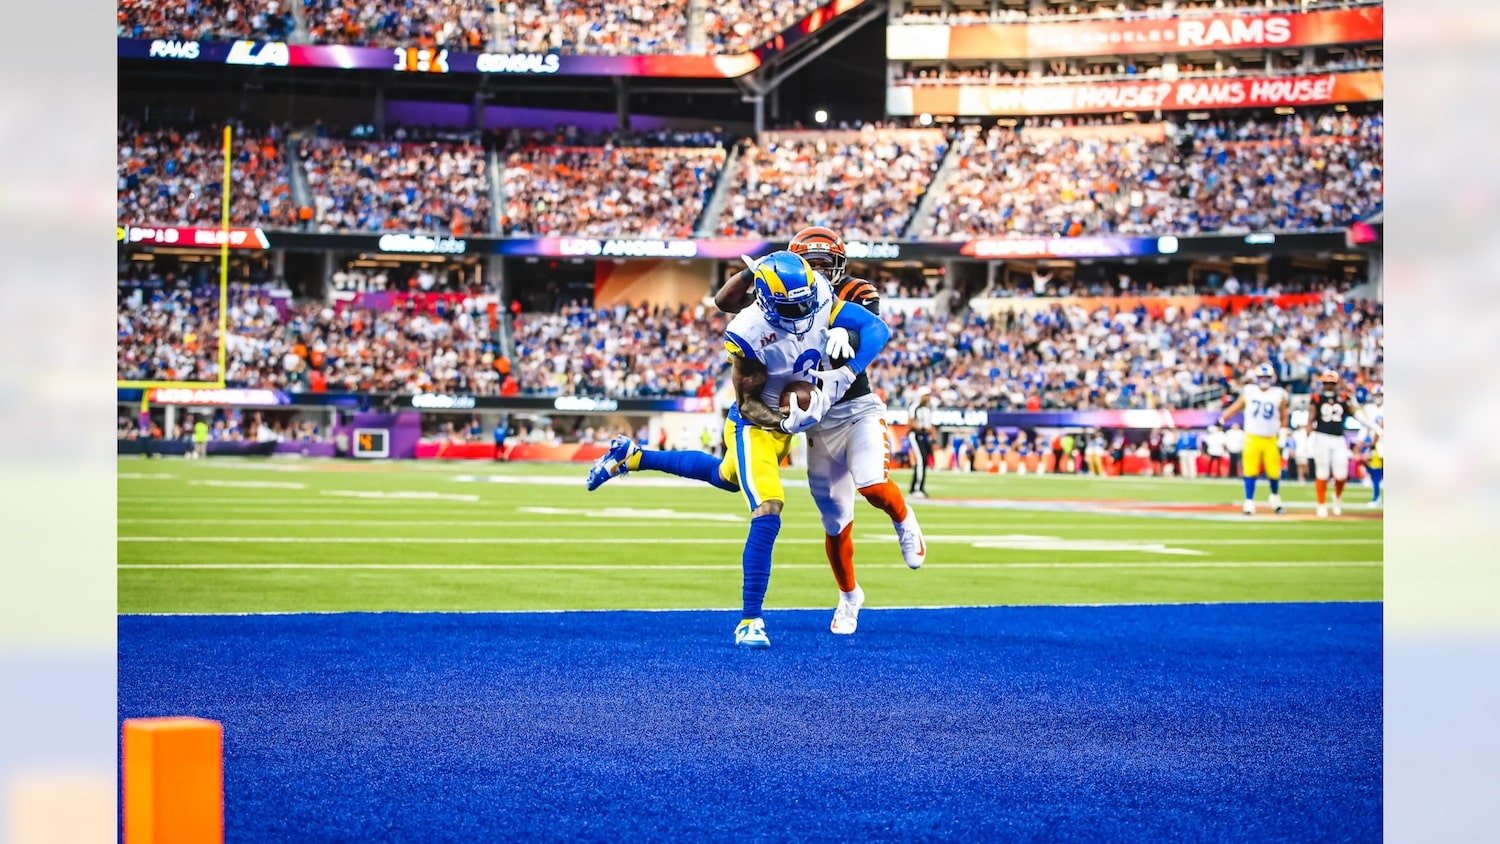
xmin=780 ymin=381 xmax=816 ymax=413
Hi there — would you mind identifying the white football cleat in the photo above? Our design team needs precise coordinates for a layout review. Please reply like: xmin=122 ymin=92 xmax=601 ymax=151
xmin=1269 ymin=494 xmax=1284 ymax=514
xmin=1367 ymin=497 xmax=1382 ymax=509
xmin=1332 ymin=496 xmax=1343 ymax=516
xmin=894 ymin=510 xmax=926 ymax=569
xmin=830 ymin=586 xmax=864 ymax=635
xmin=1242 ymin=500 xmax=1256 ymax=516
xmin=1316 ymin=503 xmax=1329 ymax=518
xmin=734 ymin=618 xmax=770 ymax=649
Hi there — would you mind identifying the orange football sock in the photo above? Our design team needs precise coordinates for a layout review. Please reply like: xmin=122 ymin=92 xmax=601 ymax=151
xmin=1334 ymin=479 xmax=1347 ymax=497
xmin=824 ymin=523 xmax=857 ymax=592
xmin=858 ymin=480 xmax=910 ymax=523
xmin=1315 ymin=479 xmax=1328 ymax=504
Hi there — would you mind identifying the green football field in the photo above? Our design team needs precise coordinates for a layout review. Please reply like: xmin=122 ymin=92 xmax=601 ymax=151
xmin=117 ymin=457 xmax=1382 ymax=614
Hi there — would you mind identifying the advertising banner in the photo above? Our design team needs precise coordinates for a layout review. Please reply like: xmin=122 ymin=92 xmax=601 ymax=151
xmin=887 ymin=6 xmax=1382 ymax=60
xmin=968 ymin=292 xmax=1323 ymax=319
xmin=887 ymin=70 xmax=1383 ymax=116
xmin=118 ymin=0 xmax=866 ymax=79
xmin=120 ymin=37 xmax=756 ymax=78
xmin=121 ymin=225 xmax=270 ymax=249
xmin=115 ymin=226 xmax=1356 ymax=261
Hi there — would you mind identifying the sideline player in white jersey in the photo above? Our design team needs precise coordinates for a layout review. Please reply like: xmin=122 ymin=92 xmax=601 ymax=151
xmin=1218 ymin=362 xmax=1289 ymax=515
xmin=1362 ymin=385 xmax=1384 ymax=507
xmin=713 ymin=227 xmax=926 ymax=636
xmin=585 ymin=250 xmax=892 ymax=648
xmin=1306 ymin=369 xmax=1384 ymax=517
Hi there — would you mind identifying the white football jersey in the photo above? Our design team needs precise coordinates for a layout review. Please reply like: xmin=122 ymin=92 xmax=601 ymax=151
xmin=1242 ymin=383 xmax=1286 ymax=437
xmin=724 ymin=290 xmax=836 ymax=415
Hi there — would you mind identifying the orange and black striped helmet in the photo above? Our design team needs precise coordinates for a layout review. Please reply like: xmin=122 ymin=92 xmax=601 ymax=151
xmin=787 ymin=226 xmax=847 ymax=283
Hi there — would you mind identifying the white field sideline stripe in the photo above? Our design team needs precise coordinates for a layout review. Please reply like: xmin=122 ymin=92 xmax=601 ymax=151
xmin=119 ymin=560 xmax=1381 ymax=571
xmin=113 ymin=517 xmax=1359 ymax=531
xmin=120 ymin=598 xmax=1383 ymax=617
xmin=119 ymin=536 xmax=829 ymax=544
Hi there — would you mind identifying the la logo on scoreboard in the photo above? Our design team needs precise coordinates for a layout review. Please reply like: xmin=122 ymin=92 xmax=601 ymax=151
xmin=226 ymin=40 xmax=289 ymax=66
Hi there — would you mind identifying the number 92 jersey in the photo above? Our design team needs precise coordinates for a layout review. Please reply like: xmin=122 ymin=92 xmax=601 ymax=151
xmin=1310 ymin=391 xmax=1353 ymax=436
xmin=722 ymin=280 xmax=836 ymax=422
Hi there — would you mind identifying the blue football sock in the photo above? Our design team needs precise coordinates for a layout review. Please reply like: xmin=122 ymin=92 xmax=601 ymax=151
xmin=1370 ymin=467 xmax=1383 ymax=500
xmin=741 ymin=513 xmax=780 ymax=619
xmin=638 ymin=449 xmax=737 ymax=492
xmin=1268 ymin=478 xmax=1280 ymax=495
xmin=1244 ymin=476 xmax=1258 ymax=500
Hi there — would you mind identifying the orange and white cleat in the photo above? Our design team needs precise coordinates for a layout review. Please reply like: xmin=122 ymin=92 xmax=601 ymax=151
xmin=895 ymin=510 xmax=926 ymax=569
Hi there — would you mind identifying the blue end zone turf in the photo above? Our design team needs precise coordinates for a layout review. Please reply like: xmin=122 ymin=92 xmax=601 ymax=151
xmin=119 ymin=604 xmax=1381 ymax=841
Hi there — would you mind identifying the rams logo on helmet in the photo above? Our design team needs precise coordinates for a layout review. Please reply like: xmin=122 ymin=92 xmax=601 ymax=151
xmin=752 ymin=250 xmax=825 ymax=335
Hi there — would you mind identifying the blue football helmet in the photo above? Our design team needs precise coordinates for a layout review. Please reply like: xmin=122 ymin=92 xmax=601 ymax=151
xmin=751 ymin=250 xmax=826 ymax=335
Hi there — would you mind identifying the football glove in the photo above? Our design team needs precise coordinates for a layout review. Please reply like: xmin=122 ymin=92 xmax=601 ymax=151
xmin=780 ymin=386 xmax=831 ymax=434
xmin=825 ymin=327 xmax=855 ymax=362
xmin=813 ymin=366 xmax=857 ymax=402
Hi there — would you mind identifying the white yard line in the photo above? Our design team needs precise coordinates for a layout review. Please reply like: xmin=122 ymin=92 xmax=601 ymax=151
xmin=189 ymin=479 xmax=307 ymax=490
xmin=322 ymin=490 xmax=481 ymax=502
xmin=118 ymin=497 xmax=487 ymax=506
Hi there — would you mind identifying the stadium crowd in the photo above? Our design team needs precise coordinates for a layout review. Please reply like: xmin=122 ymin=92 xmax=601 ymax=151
xmin=119 ymin=273 xmax=1380 ymax=410
xmin=868 ymin=292 xmax=1383 ymax=412
xmin=704 ymin=0 xmax=829 ymax=53
xmin=508 ymin=302 xmax=727 ymax=397
xmin=718 ymin=130 xmax=951 ymax=239
xmin=300 ymin=135 xmax=492 ymax=234
xmin=926 ymin=111 xmax=1382 ymax=237
xmin=118 ymin=282 xmax=506 ymax=393
xmin=500 ymin=143 xmax=726 ymax=237
xmin=119 ymin=112 xmax=1379 ymax=238
xmin=302 ymin=0 xmax=491 ymax=49
xmin=118 ymin=120 xmax=295 ymax=228
xmin=502 ymin=0 xmax=698 ymax=54
xmin=118 ymin=0 xmax=295 ymax=40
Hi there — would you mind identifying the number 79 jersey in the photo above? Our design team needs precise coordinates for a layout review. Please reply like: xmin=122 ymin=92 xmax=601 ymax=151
xmin=1242 ymin=384 xmax=1286 ymax=437
xmin=722 ymin=295 xmax=836 ymax=418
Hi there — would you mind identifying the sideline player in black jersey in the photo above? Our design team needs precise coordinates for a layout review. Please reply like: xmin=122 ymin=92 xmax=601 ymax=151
xmin=714 ymin=226 xmax=924 ymax=634
xmin=1306 ymin=369 xmax=1383 ymax=517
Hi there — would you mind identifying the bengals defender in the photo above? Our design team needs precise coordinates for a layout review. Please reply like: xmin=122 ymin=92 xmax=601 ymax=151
xmin=1306 ymin=369 xmax=1383 ymax=518
xmin=715 ymin=226 xmax=924 ymax=635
